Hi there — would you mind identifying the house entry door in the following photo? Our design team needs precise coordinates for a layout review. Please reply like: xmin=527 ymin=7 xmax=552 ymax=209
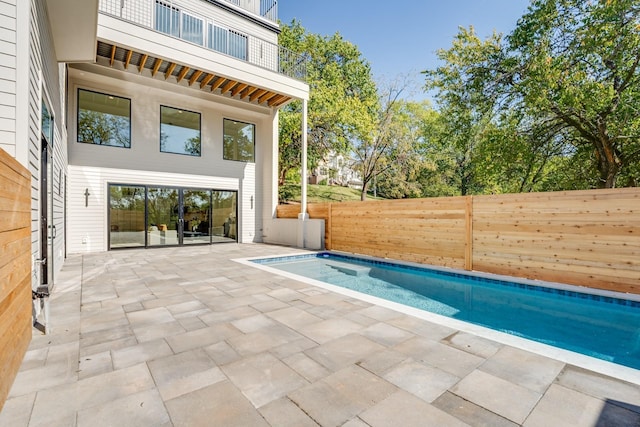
xmin=39 ymin=136 xmax=54 ymax=289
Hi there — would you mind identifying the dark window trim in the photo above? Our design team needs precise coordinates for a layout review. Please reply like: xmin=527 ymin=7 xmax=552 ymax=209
xmin=223 ymin=117 xmax=255 ymax=163
xmin=77 ymin=88 xmax=132 ymax=149
xmin=159 ymin=104 xmax=202 ymax=157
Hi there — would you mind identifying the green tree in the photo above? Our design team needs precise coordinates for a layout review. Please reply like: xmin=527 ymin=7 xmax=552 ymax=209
xmin=278 ymin=20 xmax=379 ymax=186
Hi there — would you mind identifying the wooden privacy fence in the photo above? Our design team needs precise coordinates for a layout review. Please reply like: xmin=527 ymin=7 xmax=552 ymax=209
xmin=0 ymin=149 xmax=32 ymax=410
xmin=277 ymin=188 xmax=640 ymax=294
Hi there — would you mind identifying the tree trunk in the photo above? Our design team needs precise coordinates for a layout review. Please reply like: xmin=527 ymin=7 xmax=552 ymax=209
xmin=278 ymin=167 xmax=288 ymax=186
xmin=360 ymin=181 xmax=368 ymax=201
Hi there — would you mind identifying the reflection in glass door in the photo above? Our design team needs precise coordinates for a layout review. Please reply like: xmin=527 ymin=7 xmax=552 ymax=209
xmin=183 ymin=190 xmax=211 ymax=245
xmin=109 ymin=185 xmax=146 ymax=248
xmin=148 ymin=187 xmax=179 ymax=246
xmin=212 ymin=191 xmax=237 ymax=242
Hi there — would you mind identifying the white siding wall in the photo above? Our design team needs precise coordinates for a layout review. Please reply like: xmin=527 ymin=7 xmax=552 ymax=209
xmin=0 ymin=0 xmax=16 ymax=157
xmin=26 ymin=0 xmax=68 ymax=286
xmin=67 ymin=66 xmax=274 ymax=251
xmin=67 ymin=166 xmax=240 ymax=252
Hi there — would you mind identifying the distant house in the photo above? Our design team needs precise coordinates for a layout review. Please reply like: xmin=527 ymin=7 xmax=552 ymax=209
xmin=310 ymin=151 xmax=363 ymax=189
xmin=2 ymin=0 xmax=309 ymax=292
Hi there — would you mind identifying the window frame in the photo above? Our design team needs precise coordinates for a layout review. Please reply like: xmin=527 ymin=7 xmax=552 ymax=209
xmin=223 ymin=118 xmax=255 ymax=163
xmin=159 ymin=105 xmax=202 ymax=157
xmin=77 ymin=88 xmax=132 ymax=149
xmin=207 ymin=22 xmax=248 ymax=61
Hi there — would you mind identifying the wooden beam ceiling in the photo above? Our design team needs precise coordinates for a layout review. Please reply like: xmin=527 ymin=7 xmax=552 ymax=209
xmin=97 ymin=41 xmax=295 ymax=108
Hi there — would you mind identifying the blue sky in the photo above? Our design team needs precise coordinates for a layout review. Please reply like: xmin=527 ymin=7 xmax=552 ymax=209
xmin=280 ymin=0 xmax=531 ymax=100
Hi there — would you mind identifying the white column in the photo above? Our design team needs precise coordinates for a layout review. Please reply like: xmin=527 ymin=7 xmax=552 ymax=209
xmin=299 ymin=98 xmax=309 ymax=219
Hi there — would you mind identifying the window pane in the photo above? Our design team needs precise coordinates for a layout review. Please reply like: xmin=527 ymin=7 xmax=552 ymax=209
xmin=109 ymin=185 xmax=145 ymax=248
xmin=42 ymin=101 xmax=54 ymax=144
xmin=223 ymin=119 xmax=254 ymax=162
xmin=209 ymin=24 xmax=228 ymax=54
xmin=181 ymin=14 xmax=203 ymax=45
xmin=147 ymin=187 xmax=179 ymax=246
xmin=78 ymin=89 xmax=131 ymax=148
xmin=160 ymin=106 xmax=201 ymax=156
xmin=155 ymin=1 xmax=179 ymax=37
xmin=228 ymin=30 xmax=247 ymax=61
xmin=183 ymin=190 xmax=211 ymax=244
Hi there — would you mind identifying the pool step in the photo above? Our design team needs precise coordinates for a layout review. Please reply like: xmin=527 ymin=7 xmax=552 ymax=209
xmin=325 ymin=261 xmax=370 ymax=277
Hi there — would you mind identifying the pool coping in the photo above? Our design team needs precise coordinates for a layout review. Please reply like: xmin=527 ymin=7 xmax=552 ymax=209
xmin=234 ymin=250 xmax=640 ymax=386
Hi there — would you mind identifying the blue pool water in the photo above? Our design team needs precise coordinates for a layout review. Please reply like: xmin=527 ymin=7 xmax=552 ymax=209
xmin=254 ymin=252 xmax=640 ymax=370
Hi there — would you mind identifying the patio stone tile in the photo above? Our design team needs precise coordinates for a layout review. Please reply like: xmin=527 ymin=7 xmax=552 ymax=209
xmin=199 ymin=305 xmax=260 ymax=325
xmin=79 ymin=324 xmax=133 ymax=348
xmin=147 ymin=348 xmax=225 ymax=401
xmin=29 ymin=363 xmax=155 ymax=422
xmin=0 ymin=392 xmax=35 ymax=427
xmin=343 ymin=311 xmax=380 ymax=327
xmin=268 ymin=287 xmax=305 ymax=302
xmin=361 ymin=322 xmax=416 ymax=347
xmin=288 ymin=364 xmax=397 ymax=427
xmin=231 ymin=313 xmax=277 ymax=333
xmin=388 ymin=315 xmax=457 ymax=340
xmin=283 ymin=352 xmax=331 ymax=382
xmin=227 ymin=324 xmax=303 ymax=356
xmin=78 ymin=350 xmax=113 ymax=379
xmin=76 ymin=389 xmax=171 ymax=427
xmin=359 ymin=390 xmax=470 ymax=427
xmin=342 ymin=418 xmax=370 ymax=427
xmin=523 ymin=383 xmax=640 ymax=427
xmin=221 ymin=352 xmax=308 ymax=408
xmin=451 ymin=370 xmax=541 ymax=424
xmin=204 ymin=340 xmax=242 ymax=365
xmin=249 ymin=298 xmax=290 ymax=313
xmin=441 ymin=331 xmax=503 ymax=359
xmin=122 ymin=302 xmax=144 ymax=313
xmin=298 ymin=318 xmax=364 ymax=344
xmin=556 ymin=365 xmax=640 ymax=409
xmin=166 ymin=323 xmax=241 ymax=354
xmin=433 ymin=392 xmax=518 ymax=427
xmin=18 ymin=347 xmax=49 ymax=371
xmin=382 ymin=359 xmax=460 ymax=403
xmin=479 ymin=346 xmax=565 ymax=394
xmin=166 ymin=299 xmax=208 ymax=315
xmin=259 ymin=397 xmax=320 ymax=427
xmin=165 ymin=381 xmax=269 ymax=427
xmin=8 ymin=359 xmax=77 ymax=398
xmin=357 ymin=348 xmax=410 ymax=376
xmin=266 ymin=306 xmax=324 ymax=330
xmin=111 ymin=338 xmax=174 ymax=370
xmin=80 ymin=336 xmax=138 ymax=358
xmin=394 ymin=336 xmax=484 ymax=378
xmin=269 ymin=336 xmax=319 ymax=359
xmin=305 ymin=334 xmax=386 ymax=372
xmin=80 ymin=307 xmax=130 ymax=334
xmin=126 ymin=307 xmax=176 ymax=327
xmin=132 ymin=319 xmax=186 ymax=342
xmin=177 ymin=316 xmax=207 ymax=331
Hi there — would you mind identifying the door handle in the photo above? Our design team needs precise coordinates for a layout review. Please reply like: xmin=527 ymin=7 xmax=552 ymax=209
xmin=35 ymin=258 xmax=46 ymax=265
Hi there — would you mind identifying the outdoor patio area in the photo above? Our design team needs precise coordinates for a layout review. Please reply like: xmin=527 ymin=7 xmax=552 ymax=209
xmin=1 ymin=243 xmax=639 ymax=426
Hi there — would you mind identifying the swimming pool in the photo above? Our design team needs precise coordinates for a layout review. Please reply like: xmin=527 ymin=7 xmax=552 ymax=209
xmin=250 ymin=252 xmax=640 ymax=371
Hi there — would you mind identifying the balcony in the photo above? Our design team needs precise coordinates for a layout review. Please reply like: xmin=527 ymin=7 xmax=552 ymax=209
xmin=98 ymin=0 xmax=306 ymax=81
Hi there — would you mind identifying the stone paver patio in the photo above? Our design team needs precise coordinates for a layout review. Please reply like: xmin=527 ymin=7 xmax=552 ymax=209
xmin=1 ymin=244 xmax=639 ymax=426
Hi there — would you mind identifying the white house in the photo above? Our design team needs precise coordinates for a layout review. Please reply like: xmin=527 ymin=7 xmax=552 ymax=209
xmin=1 ymin=0 xmax=313 ymax=295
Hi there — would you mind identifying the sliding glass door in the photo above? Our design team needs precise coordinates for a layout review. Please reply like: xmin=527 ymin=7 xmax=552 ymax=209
xmin=108 ymin=184 xmax=237 ymax=249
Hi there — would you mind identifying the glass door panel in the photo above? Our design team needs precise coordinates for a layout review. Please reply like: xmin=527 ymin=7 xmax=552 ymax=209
xmin=183 ymin=189 xmax=211 ymax=245
xmin=212 ymin=191 xmax=237 ymax=242
xmin=148 ymin=187 xmax=179 ymax=246
xmin=109 ymin=185 xmax=146 ymax=248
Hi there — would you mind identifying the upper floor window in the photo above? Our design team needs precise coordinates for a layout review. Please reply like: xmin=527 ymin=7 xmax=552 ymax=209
xmin=223 ymin=119 xmax=254 ymax=162
xmin=155 ymin=1 xmax=204 ymax=45
xmin=160 ymin=106 xmax=201 ymax=156
xmin=41 ymin=100 xmax=54 ymax=145
xmin=77 ymin=89 xmax=131 ymax=148
xmin=208 ymin=24 xmax=248 ymax=61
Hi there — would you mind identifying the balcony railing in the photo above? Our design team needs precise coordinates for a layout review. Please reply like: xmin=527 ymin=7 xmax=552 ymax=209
xmin=219 ymin=0 xmax=278 ymax=23
xmin=99 ymin=0 xmax=306 ymax=81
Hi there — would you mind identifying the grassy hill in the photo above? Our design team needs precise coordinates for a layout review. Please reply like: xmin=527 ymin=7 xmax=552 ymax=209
xmin=279 ymin=183 xmax=383 ymax=204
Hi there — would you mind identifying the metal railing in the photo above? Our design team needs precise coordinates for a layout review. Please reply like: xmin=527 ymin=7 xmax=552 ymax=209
xmin=99 ymin=0 xmax=305 ymax=81
xmin=218 ymin=0 xmax=278 ymax=23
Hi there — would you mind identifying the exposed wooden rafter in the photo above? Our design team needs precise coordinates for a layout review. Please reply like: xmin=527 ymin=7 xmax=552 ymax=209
xmin=176 ymin=66 xmax=190 ymax=83
xmin=231 ymin=83 xmax=248 ymax=97
xmin=151 ymin=58 xmax=162 ymax=77
xmin=210 ymin=77 xmax=226 ymax=92
xmin=249 ymin=89 xmax=267 ymax=102
xmin=199 ymin=73 xmax=214 ymax=88
xmin=164 ymin=62 xmax=177 ymax=80
xmin=138 ymin=54 xmax=148 ymax=72
xmin=258 ymin=91 xmax=278 ymax=104
xmin=220 ymin=80 xmax=237 ymax=94
xmin=241 ymin=86 xmax=259 ymax=100
xmin=109 ymin=45 xmax=116 ymax=66
xmin=124 ymin=50 xmax=133 ymax=69
xmin=189 ymin=70 xmax=203 ymax=86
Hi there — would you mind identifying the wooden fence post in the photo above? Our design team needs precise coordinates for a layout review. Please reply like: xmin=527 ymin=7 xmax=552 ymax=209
xmin=465 ymin=195 xmax=473 ymax=271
